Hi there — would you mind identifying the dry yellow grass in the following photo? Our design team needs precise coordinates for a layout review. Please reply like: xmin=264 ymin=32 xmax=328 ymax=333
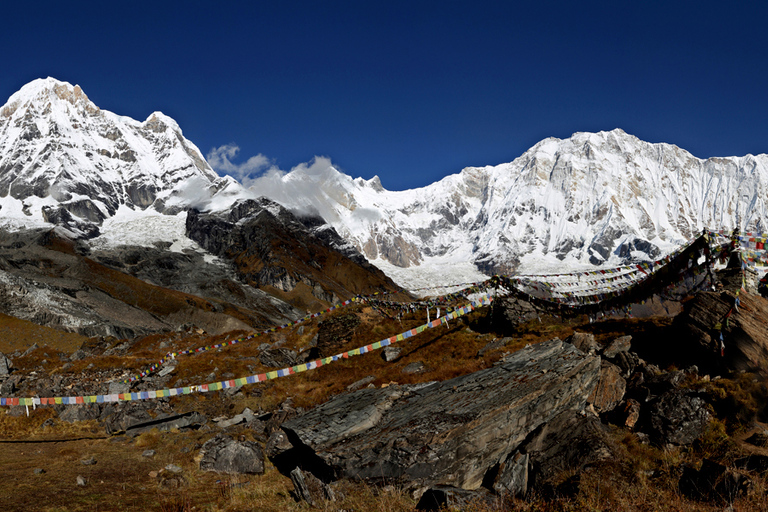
xmin=3 ymin=302 xmax=768 ymax=511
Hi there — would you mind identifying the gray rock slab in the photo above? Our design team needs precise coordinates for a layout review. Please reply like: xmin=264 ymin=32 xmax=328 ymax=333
xmin=280 ymin=338 xmax=600 ymax=490
xmin=199 ymin=434 xmax=265 ymax=475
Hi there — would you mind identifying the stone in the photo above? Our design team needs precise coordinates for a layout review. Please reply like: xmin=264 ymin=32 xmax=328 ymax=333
xmin=521 ymin=409 xmax=614 ymax=490
xmin=565 ymin=332 xmax=598 ymax=355
xmin=492 ymin=451 xmax=528 ymax=497
xmin=58 ymin=404 xmax=101 ymax=423
xmin=290 ymin=467 xmax=336 ymax=507
xmin=611 ymin=350 xmax=639 ymax=377
xmin=259 ymin=348 xmax=299 ymax=368
xmin=644 ymin=370 xmax=685 ymax=395
xmin=143 ymin=449 xmax=156 ymax=458
xmin=165 ymin=464 xmax=183 ymax=474
xmin=381 ymin=346 xmax=402 ymax=362
xmin=415 ymin=486 xmax=497 ymax=511
xmin=33 ymin=468 xmax=45 ymax=475
xmin=402 ymin=361 xmax=426 ymax=374
xmin=491 ymin=296 xmax=539 ymax=329
xmin=679 ymin=459 xmax=752 ymax=503
xmin=346 ymin=375 xmax=376 ymax=392
xmin=0 ymin=352 xmax=12 ymax=376
xmin=108 ymin=380 xmax=130 ymax=396
xmin=603 ymin=335 xmax=632 ymax=358
xmin=199 ymin=434 xmax=265 ymax=475
xmin=643 ymin=390 xmax=710 ymax=446
xmin=76 ymin=475 xmax=87 ymax=487
xmin=276 ymin=339 xmax=600 ymax=490
xmin=587 ymin=361 xmax=626 ymax=414
xmin=615 ymin=399 xmax=641 ymax=429
xmin=216 ymin=408 xmax=255 ymax=429
xmin=80 ymin=456 xmax=97 ymax=465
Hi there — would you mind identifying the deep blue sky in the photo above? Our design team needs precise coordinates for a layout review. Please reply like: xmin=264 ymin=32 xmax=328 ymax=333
xmin=2 ymin=1 xmax=767 ymax=190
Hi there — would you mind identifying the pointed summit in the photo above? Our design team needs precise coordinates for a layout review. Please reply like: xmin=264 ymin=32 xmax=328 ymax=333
xmin=1 ymin=77 xmax=96 ymax=118
xmin=0 ymin=78 xmax=251 ymax=237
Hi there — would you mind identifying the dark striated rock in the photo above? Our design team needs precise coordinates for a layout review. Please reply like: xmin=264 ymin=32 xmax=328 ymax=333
xmin=259 ymin=348 xmax=299 ymax=368
xmin=346 ymin=375 xmax=375 ymax=392
xmin=290 ymin=467 xmax=336 ymax=507
xmin=587 ymin=361 xmax=626 ymax=414
xmin=643 ymin=390 xmax=710 ymax=446
xmin=611 ymin=350 xmax=639 ymax=377
xmin=315 ymin=314 xmax=361 ymax=358
xmin=521 ymin=410 xmax=614 ymax=490
xmin=199 ymin=434 xmax=265 ymax=475
xmin=603 ymin=335 xmax=632 ymax=358
xmin=674 ymin=290 xmax=768 ymax=372
xmin=276 ymin=339 xmax=600 ymax=490
xmin=58 ymin=404 xmax=101 ymax=423
xmin=491 ymin=296 xmax=539 ymax=330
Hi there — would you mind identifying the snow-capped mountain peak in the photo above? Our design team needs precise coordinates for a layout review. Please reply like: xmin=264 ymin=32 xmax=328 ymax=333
xmin=0 ymin=77 xmax=250 ymax=236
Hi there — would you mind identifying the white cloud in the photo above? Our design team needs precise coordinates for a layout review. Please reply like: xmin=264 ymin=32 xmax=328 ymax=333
xmin=207 ymin=144 xmax=275 ymax=184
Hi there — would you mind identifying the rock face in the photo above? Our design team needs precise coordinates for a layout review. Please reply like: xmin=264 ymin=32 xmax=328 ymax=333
xmin=520 ymin=410 xmax=614 ymax=490
xmin=186 ymin=198 xmax=402 ymax=307
xmin=674 ymin=290 xmax=768 ymax=372
xmin=275 ymin=339 xmax=600 ymax=490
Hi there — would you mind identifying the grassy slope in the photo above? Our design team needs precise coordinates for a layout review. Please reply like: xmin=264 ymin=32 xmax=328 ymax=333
xmin=1 ymin=305 xmax=768 ymax=511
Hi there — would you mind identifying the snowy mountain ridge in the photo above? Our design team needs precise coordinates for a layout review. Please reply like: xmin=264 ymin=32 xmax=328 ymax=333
xmin=251 ymin=129 xmax=768 ymax=287
xmin=1 ymin=78 xmax=767 ymax=292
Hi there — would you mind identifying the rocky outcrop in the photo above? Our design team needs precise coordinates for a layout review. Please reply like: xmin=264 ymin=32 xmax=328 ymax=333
xmin=0 ymin=228 xmax=302 ymax=337
xmin=186 ymin=199 xmax=402 ymax=307
xmin=674 ymin=290 xmax=768 ymax=372
xmin=273 ymin=338 xmax=600 ymax=490
xmin=315 ymin=314 xmax=361 ymax=358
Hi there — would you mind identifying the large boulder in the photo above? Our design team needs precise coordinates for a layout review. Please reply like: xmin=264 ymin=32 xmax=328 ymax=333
xmin=643 ymin=389 xmax=710 ymax=446
xmin=274 ymin=338 xmax=600 ymax=490
xmin=674 ymin=290 xmax=768 ymax=372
